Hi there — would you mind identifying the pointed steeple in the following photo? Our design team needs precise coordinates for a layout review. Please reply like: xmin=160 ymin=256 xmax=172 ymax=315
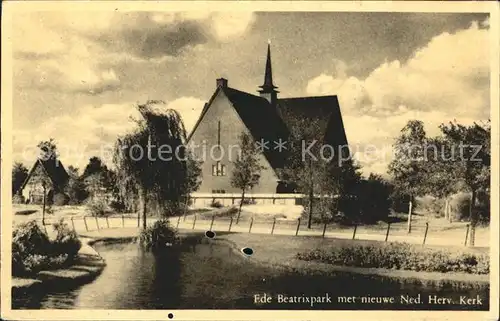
xmin=258 ymin=41 xmax=279 ymax=105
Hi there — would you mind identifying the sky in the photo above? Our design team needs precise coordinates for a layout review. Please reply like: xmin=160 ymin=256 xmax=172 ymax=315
xmin=11 ymin=10 xmax=491 ymax=176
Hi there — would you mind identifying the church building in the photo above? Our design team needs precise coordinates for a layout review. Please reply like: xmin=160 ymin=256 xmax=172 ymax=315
xmin=187 ymin=44 xmax=349 ymax=194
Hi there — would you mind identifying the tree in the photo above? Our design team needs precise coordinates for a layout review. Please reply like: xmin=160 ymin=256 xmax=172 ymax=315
xmin=181 ymin=152 xmax=202 ymax=217
xmin=230 ymin=132 xmax=263 ymax=224
xmin=82 ymin=157 xmax=107 ymax=179
xmin=65 ymin=166 xmax=89 ymax=204
xmin=388 ymin=120 xmax=428 ymax=233
xmin=37 ymin=138 xmax=58 ymax=161
xmin=355 ymin=174 xmax=393 ymax=224
xmin=113 ymin=100 xmax=192 ymax=229
xmin=439 ymin=120 xmax=490 ymax=246
xmin=12 ymin=162 xmax=29 ymax=195
xmin=281 ymin=115 xmax=330 ymax=228
xmin=34 ymin=139 xmax=60 ymax=225
xmin=81 ymin=157 xmax=117 ymax=201
xmin=423 ymin=137 xmax=462 ymax=221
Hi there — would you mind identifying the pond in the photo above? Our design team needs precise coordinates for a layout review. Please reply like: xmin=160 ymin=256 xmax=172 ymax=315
xmin=13 ymin=239 xmax=489 ymax=310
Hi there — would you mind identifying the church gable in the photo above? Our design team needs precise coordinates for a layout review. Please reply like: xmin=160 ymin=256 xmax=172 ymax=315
xmin=186 ymin=43 xmax=349 ymax=194
xmin=188 ymin=82 xmax=280 ymax=193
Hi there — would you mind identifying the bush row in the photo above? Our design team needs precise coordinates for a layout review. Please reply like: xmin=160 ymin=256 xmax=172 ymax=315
xmin=12 ymin=220 xmax=82 ymax=277
xmin=139 ymin=219 xmax=179 ymax=251
xmin=296 ymin=242 xmax=489 ymax=275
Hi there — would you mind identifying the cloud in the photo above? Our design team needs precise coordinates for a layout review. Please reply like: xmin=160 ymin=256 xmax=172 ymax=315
xmin=209 ymin=12 xmax=256 ymax=41
xmin=307 ymin=20 xmax=490 ymax=175
xmin=13 ymin=12 xmax=122 ymax=95
xmin=165 ymin=97 xmax=206 ymax=133
xmin=13 ymin=97 xmax=205 ymax=169
xmin=93 ymin=12 xmax=256 ymax=59
xmin=95 ymin=19 xmax=209 ymax=59
xmin=309 ymin=21 xmax=489 ymax=118
xmin=12 ymin=11 xmax=256 ymax=96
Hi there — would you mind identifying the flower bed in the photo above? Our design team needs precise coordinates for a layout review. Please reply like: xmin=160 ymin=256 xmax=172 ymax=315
xmin=296 ymin=242 xmax=489 ymax=274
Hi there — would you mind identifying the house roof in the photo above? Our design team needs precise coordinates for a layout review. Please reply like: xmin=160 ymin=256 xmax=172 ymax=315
xmin=19 ymin=158 xmax=70 ymax=192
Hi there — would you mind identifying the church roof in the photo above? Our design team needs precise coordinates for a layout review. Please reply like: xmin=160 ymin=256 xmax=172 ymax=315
xmin=187 ymin=44 xmax=349 ymax=176
xmin=277 ymin=95 xmax=348 ymax=146
xmin=223 ymin=87 xmax=289 ymax=170
xmin=223 ymin=88 xmax=349 ymax=171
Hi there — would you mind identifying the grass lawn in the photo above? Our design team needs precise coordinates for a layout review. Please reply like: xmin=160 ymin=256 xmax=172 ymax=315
xmin=73 ymin=226 xmax=489 ymax=284
xmin=217 ymin=232 xmax=489 ymax=282
xmin=12 ymin=204 xmax=490 ymax=248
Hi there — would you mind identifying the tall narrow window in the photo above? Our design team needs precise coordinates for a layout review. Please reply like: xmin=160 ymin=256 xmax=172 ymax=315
xmin=217 ymin=120 xmax=221 ymax=147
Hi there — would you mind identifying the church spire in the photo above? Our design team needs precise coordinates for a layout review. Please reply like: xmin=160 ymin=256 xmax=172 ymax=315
xmin=258 ymin=41 xmax=279 ymax=104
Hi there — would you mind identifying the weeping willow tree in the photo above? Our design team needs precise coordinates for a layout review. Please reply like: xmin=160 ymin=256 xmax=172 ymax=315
xmin=113 ymin=100 xmax=200 ymax=229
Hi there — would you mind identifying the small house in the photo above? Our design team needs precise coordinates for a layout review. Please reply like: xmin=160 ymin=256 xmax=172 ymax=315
xmin=18 ymin=158 xmax=70 ymax=204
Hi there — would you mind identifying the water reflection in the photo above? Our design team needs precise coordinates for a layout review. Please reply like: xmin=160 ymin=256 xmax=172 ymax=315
xmin=13 ymin=240 xmax=489 ymax=310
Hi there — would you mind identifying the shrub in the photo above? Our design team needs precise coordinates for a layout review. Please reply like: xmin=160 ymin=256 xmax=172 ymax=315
xmin=355 ymin=175 xmax=393 ymax=223
xmin=12 ymin=220 xmax=82 ymax=276
xmin=241 ymin=198 xmax=256 ymax=205
xmin=390 ymin=190 xmax=412 ymax=213
xmin=449 ymin=192 xmax=471 ymax=221
xmin=86 ymin=198 xmax=108 ymax=216
xmin=109 ymin=199 xmax=127 ymax=213
xmin=65 ymin=177 xmax=89 ymax=205
xmin=163 ymin=200 xmax=184 ymax=217
xmin=46 ymin=205 xmax=54 ymax=215
xmin=12 ymin=193 xmax=25 ymax=204
xmin=22 ymin=254 xmax=69 ymax=274
xmin=476 ymin=190 xmax=490 ymax=223
xmin=296 ymin=243 xmax=489 ymax=275
xmin=12 ymin=221 xmax=51 ymax=257
xmin=302 ymin=197 xmax=336 ymax=224
xmin=51 ymin=219 xmax=81 ymax=257
xmin=139 ymin=219 xmax=179 ymax=251
xmin=53 ymin=192 xmax=70 ymax=206
xmin=415 ymin=196 xmax=445 ymax=217
xmin=210 ymin=200 xmax=223 ymax=208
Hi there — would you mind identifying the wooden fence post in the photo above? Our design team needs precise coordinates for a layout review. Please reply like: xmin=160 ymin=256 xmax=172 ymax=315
xmin=295 ymin=218 xmax=301 ymax=236
xmin=122 ymin=215 xmax=125 ymax=228
xmin=71 ymin=217 xmax=75 ymax=231
xmin=248 ymin=217 xmax=254 ymax=233
xmin=271 ymin=218 xmax=276 ymax=235
xmin=352 ymin=224 xmax=357 ymax=240
xmin=106 ymin=216 xmax=110 ymax=228
xmin=83 ymin=216 xmax=89 ymax=231
xmin=229 ymin=217 xmax=233 ymax=232
xmin=322 ymin=222 xmax=327 ymax=238
xmin=95 ymin=216 xmax=100 ymax=230
xmin=385 ymin=222 xmax=391 ymax=242
xmin=422 ymin=222 xmax=429 ymax=245
xmin=192 ymin=215 xmax=197 ymax=230
xmin=464 ymin=224 xmax=470 ymax=246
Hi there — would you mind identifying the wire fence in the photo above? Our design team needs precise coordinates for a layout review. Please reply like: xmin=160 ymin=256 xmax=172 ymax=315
xmin=30 ymin=213 xmax=488 ymax=248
